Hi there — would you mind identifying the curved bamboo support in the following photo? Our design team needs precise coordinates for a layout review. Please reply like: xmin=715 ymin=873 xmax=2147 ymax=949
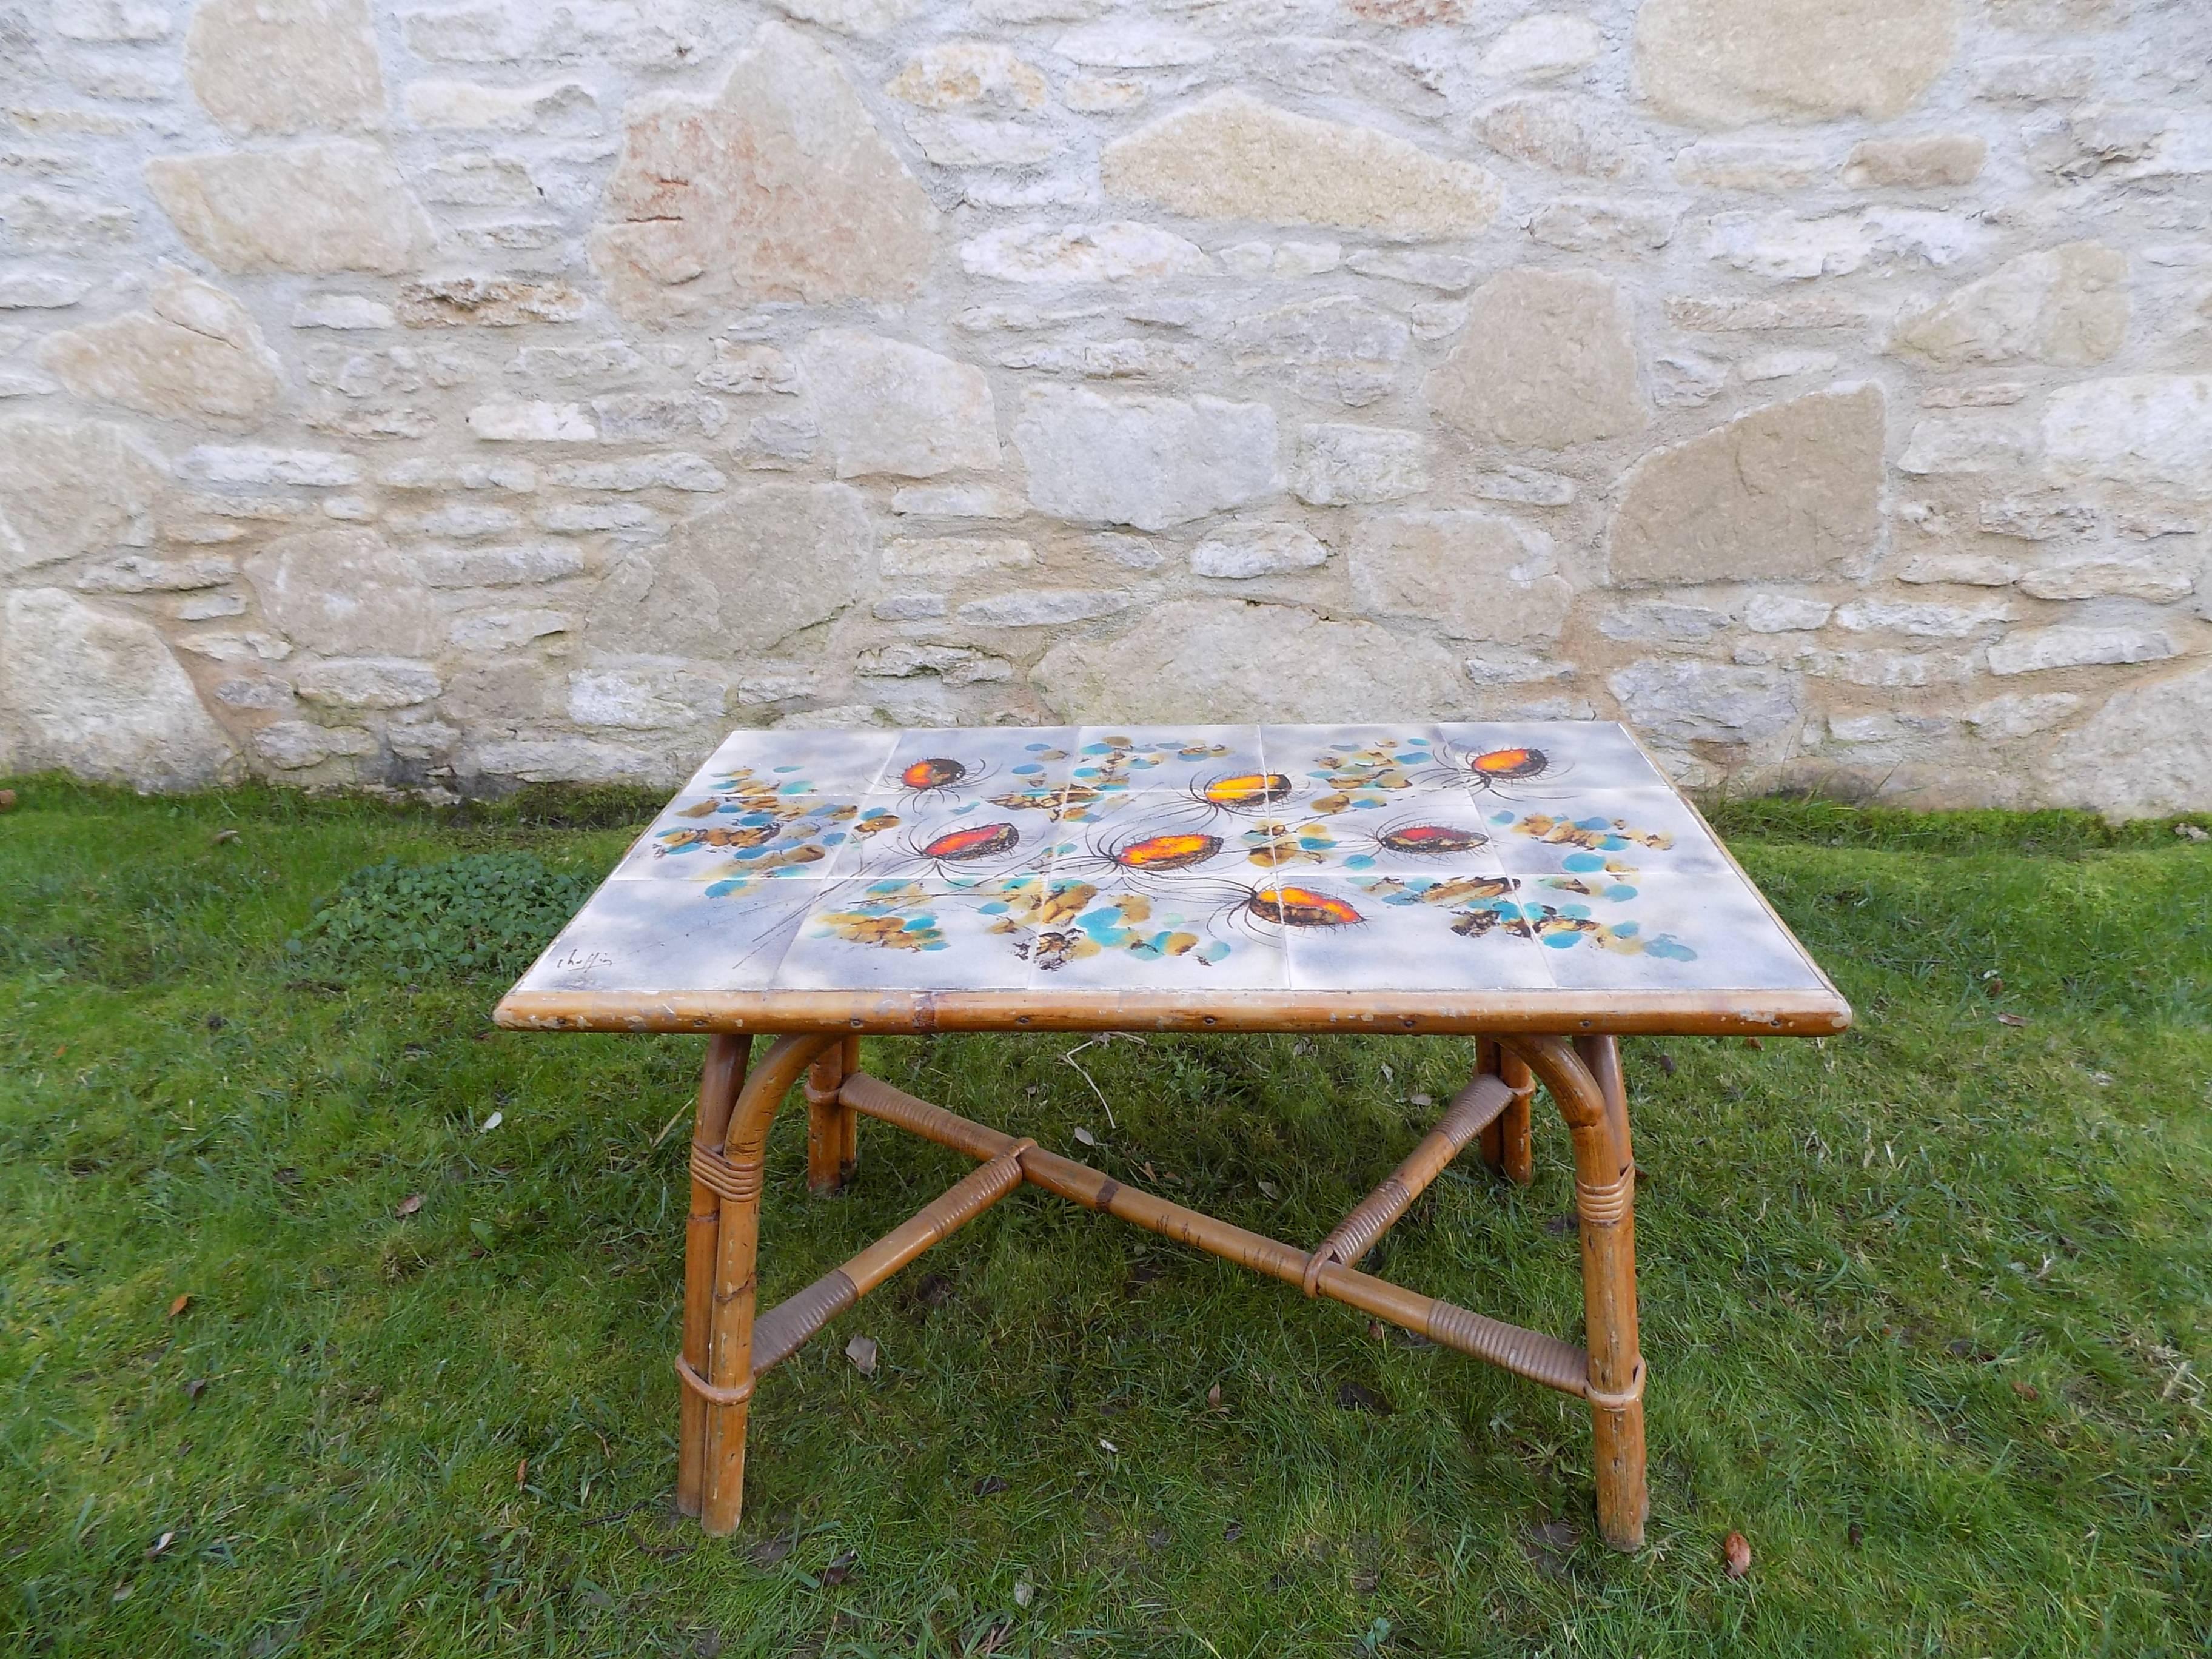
xmin=1301 ymin=1073 xmax=1512 ymax=1294
xmin=837 ymin=1072 xmax=1593 ymax=1397
xmin=749 ymin=1139 xmax=1033 ymax=1374
xmin=688 ymin=1031 xmax=840 ymax=1537
xmin=1503 ymin=1035 xmax=1647 ymax=1552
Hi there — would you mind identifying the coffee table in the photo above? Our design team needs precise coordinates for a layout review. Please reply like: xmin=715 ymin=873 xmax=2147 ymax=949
xmin=495 ymin=721 xmax=1850 ymax=1550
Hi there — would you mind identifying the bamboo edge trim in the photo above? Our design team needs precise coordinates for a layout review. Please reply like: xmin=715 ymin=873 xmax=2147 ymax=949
xmin=494 ymin=987 xmax=1852 ymax=1038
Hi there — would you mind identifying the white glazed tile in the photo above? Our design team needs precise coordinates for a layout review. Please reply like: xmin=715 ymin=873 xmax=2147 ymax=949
xmin=771 ymin=876 xmax=1041 ymax=992
xmin=877 ymin=726 xmax=1080 ymax=802
xmin=1283 ymin=875 xmax=1555 ymax=992
xmin=685 ymin=728 xmax=898 ymax=797
xmin=1523 ymin=872 xmax=1826 ymax=993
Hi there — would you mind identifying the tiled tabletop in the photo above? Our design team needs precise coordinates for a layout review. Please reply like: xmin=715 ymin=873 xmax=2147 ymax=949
xmin=498 ymin=723 xmax=1848 ymax=1034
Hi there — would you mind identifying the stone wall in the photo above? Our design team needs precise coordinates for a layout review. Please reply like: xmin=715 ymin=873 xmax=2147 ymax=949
xmin=2 ymin=0 xmax=2210 ymax=814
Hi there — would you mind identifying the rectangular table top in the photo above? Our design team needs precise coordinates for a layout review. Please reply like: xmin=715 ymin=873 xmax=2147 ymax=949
xmin=495 ymin=722 xmax=1851 ymax=1037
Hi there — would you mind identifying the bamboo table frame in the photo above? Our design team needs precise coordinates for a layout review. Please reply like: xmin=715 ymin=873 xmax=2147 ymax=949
xmin=495 ymin=722 xmax=1851 ymax=1552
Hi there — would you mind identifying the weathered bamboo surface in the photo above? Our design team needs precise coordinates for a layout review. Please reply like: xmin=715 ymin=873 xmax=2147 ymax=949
xmin=496 ymin=985 xmax=1852 ymax=1038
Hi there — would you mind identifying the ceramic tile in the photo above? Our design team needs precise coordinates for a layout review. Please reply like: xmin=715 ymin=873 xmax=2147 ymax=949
xmin=771 ymin=876 xmax=1041 ymax=992
xmin=683 ymin=728 xmax=898 ymax=797
xmin=515 ymin=721 xmax=1830 ymax=1003
xmin=509 ymin=874 xmax=816 ymax=998
xmin=1483 ymin=788 xmax=1732 ymax=879
xmin=612 ymin=793 xmax=862 ymax=882
xmin=1427 ymin=720 xmax=1666 ymax=797
xmin=1018 ymin=873 xmax=1292 ymax=991
xmin=1282 ymin=875 xmax=1555 ymax=992
xmin=1521 ymin=871 xmax=1827 ymax=993
xmin=1038 ymin=788 xmax=1306 ymax=883
xmin=1070 ymin=724 xmax=1270 ymax=800
xmin=816 ymin=791 xmax=1054 ymax=882
xmin=1261 ymin=723 xmax=1445 ymax=813
xmin=877 ymin=726 xmax=1080 ymax=803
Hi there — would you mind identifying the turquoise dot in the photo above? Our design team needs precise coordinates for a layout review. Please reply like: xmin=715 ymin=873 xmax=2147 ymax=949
xmin=1013 ymin=762 xmax=1042 ymax=776
xmin=1199 ymin=941 xmax=1230 ymax=964
xmin=1612 ymin=919 xmax=1641 ymax=937
xmin=1605 ymin=883 xmax=1638 ymax=902
xmin=1347 ymin=854 xmax=1375 ymax=868
xmin=1563 ymin=852 xmax=1603 ymax=872
xmin=1544 ymin=934 xmax=1578 ymax=949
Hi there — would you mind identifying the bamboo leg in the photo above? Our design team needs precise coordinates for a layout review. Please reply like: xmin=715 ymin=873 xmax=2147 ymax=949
xmin=1479 ymin=1041 xmax=1535 ymax=1187
xmin=1508 ymin=1036 xmax=1647 ymax=1552
xmin=805 ymin=1037 xmax=859 ymax=1195
xmin=696 ymin=1032 xmax=840 ymax=1537
xmin=1474 ymin=1040 xmax=1504 ymax=1171
xmin=677 ymin=1034 xmax=749 ymax=1519
xmin=837 ymin=1034 xmax=860 ymax=1176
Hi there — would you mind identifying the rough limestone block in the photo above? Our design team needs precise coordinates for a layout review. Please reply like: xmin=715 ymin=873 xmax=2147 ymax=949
xmin=1480 ymin=14 xmax=1606 ymax=81
xmin=1892 ymin=243 xmax=2127 ymax=367
xmin=40 ymin=267 xmax=283 ymax=424
xmin=1012 ymin=386 xmax=1280 ymax=531
xmin=185 ymin=0 xmax=384 ymax=136
xmin=146 ymin=142 xmax=431 ymax=275
xmin=1477 ymin=94 xmax=1638 ymax=178
xmin=1635 ymin=0 xmax=1959 ymax=126
xmin=585 ymin=483 xmax=871 ymax=659
xmin=1607 ymin=658 xmax=1805 ymax=756
xmin=796 ymin=331 xmax=1000 ymax=480
xmin=1031 ymin=598 xmax=1466 ymax=723
xmin=1190 ymin=521 xmax=1331 ymax=578
xmin=1610 ymin=385 xmax=1884 ymax=583
xmin=1226 ymin=297 xmax=1410 ymax=408
xmin=2042 ymin=375 xmax=2212 ymax=497
xmin=1842 ymin=133 xmax=1987 ymax=189
xmin=404 ymin=79 xmax=597 ymax=133
xmin=1427 ymin=270 xmax=1644 ymax=449
xmin=0 ymin=416 xmax=167 ymax=575
xmin=769 ymin=0 xmax=927 ymax=36
xmin=0 ymin=588 xmax=238 ymax=789
xmin=2042 ymin=665 xmax=2212 ymax=814
xmin=960 ymin=221 xmax=1209 ymax=283
xmin=1291 ymin=425 xmax=1428 ymax=506
xmin=244 ymin=528 xmax=438 ymax=656
xmin=293 ymin=658 xmax=443 ymax=709
xmin=1349 ymin=511 xmax=1574 ymax=643
xmin=886 ymin=42 xmax=1048 ymax=110
xmin=590 ymin=23 xmax=936 ymax=321
xmin=1986 ymin=626 xmax=2180 ymax=676
xmin=1101 ymin=90 xmax=1501 ymax=238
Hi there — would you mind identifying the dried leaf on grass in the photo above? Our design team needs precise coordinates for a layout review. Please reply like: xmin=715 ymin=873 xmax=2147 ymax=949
xmin=1723 ymin=1529 xmax=1752 ymax=1579
xmin=845 ymin=1334 xmax=879 ymax=1377
xmin=167 ymin=1293 xmax=192 ymax=1319
xmin=395 ymin=1194 xmax=424 ymax=1218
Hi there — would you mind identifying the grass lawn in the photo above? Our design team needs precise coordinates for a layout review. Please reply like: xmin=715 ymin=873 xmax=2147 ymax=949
xmin=2 ymin=779 xmax=2208 ymax=1657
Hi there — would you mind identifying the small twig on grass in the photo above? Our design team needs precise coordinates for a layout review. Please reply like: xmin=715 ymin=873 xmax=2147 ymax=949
xmin=1062 ymin=1033 xmax=1147 ymax=1130
xmin=649 ymin=1105 xmax=690 ymax=1151
xmin=581 ymin=1498 xmax=657 ymax=1528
